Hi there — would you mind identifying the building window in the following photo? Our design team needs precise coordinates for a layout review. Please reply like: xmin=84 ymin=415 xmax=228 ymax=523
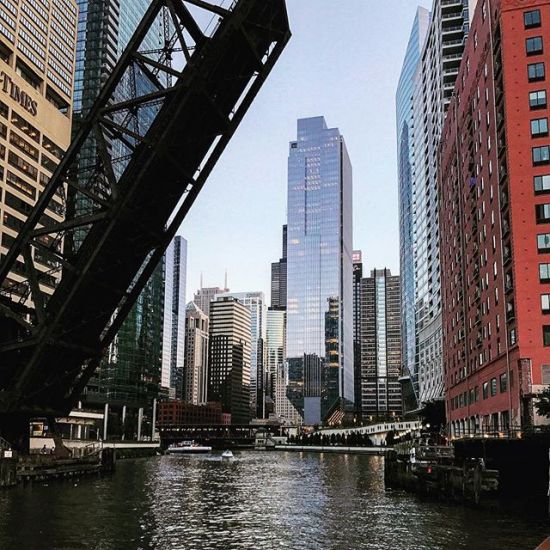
xmin=482 ymin=381 xmax=489 ymax=399
xmin=540 ymin=263 xmax=550 ymax=282
xmin=509 ymin=328 xmax=517 ymax=346
xmin=500 ymin=373 xmax=508 ymax=393
xmin=532 ymin=118 xmax=549 ymax=137
xmin=538 ymin=233 xmax=550 ymax=252
xmin=542 ymin=365 xmax=550 ymax=384
xmin=490 ymin=378 xmax=497 ymax=396
xmin=537 ymin=203 xmax=550 ymax=222
xmin=528 ymin=62 xmax=545 ymax=82
xmin=527 ymin=36 xmax=544 ymax=56
xmin=544 ymin=326 xmax=550 ymax=346
xmin=530 ymin=90 xmax=547 ymax=109
xmin=533 ymin=145 xmax=550 ymax=165
xmin=543 ymin=294 xmax=550 ymax=313
xmin=535 ymin=174 xmax=550 ymax=193
xmin=525 ymin=9 xmax=541 ymax=29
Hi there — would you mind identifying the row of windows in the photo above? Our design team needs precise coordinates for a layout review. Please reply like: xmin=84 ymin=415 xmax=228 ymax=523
xmin=450 ymin=373 xmax=509 ymax=410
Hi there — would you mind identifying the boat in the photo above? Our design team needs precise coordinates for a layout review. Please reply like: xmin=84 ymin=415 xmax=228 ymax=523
xmin=221 ymin=450 xmax=234 ymax=460
xmin=166 ymin=440 xmax=212 ymax=454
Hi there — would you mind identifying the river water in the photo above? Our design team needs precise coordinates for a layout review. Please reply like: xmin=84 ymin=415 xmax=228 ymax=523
xmin=0 ymin=451 xmax=548 ymax=549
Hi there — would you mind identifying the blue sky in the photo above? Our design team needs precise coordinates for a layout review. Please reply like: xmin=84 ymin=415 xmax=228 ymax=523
xmin=179 ymin=0 xmax=431 ymax=302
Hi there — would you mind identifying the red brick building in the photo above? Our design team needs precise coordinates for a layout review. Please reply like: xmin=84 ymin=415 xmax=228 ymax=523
xmin=439 ymin=0 xmax=550 ymax=437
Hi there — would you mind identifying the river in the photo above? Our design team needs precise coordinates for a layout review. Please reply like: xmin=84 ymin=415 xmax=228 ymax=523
xmin=0 ymin=451 xmax=548 ymax=549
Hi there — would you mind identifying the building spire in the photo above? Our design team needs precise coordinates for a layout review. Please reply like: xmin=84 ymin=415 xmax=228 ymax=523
xmin=200 ymin=271 xmax=203 ymax=290
xmin=224 ymin=269 xmax=228 ymax=290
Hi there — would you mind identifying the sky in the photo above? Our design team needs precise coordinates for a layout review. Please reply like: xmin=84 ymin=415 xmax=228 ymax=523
xmin=179 ymin=0 xmax=431 ymax=302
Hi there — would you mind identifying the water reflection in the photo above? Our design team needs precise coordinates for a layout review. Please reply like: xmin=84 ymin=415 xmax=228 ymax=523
xmin=0 ymin=452 xmax=548 ymax=549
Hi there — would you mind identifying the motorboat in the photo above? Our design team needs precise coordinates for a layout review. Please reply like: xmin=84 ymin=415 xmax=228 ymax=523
xmin=166 ymin=440 xmax=212 ymax=454
xmin=221 ymin=450 xmax=234 ymax=460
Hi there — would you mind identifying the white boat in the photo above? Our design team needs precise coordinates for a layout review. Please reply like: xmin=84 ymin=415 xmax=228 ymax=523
xmin=167 ymin=440 xmax=212 ymax=454
xmin=221 ymin=450 xmax=234 ymax=460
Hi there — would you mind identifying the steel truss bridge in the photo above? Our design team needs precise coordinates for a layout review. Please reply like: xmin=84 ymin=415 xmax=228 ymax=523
xmin=0 ymin=0 xmax=290 ymax=440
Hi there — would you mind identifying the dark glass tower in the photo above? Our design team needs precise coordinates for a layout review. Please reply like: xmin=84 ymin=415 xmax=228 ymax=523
xmin=286 ymin=116 xmax=353 ymax=425
xmin=76 ymin=1 xmax=165 ymax=433
xmin=352 ymin=251 xmax=363 ymax=415
xmin=271 ymin=225 xmax=287 ymax=309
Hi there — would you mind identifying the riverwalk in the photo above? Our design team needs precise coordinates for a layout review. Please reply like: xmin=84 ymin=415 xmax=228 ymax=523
xmin=275 ymin=445 xmax=390 ymax=455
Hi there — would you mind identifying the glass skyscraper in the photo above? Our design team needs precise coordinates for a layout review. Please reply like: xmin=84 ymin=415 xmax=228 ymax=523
xmin=77 ymin=1 xmax=165 ymax=429
xmin=396 ymin=7 xmax=429 ymax=408
xmin=162 ymin=236 xmax=188 ymax=397
xmin=286 ymin=116 xmax=353 ymax=425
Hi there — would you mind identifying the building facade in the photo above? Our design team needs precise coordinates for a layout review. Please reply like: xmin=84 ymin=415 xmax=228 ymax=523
xmin=396 ymin=6 xmax=430 ymax=408
xmin=216 ymin=291 xmax=267 ymax=418
xmin=162 ymin=235 xmax=187 ymax=396
xmin=76 ymin=0 xmax=165 ymax=435
xmin=0 ymin=0 xmax=77 ymax=301
xmin=403 ymin=0 xmax=477 ymax=409
xmin=440 ymin=0 xmax=550 ymax=436
xmin=194 ymin=284 xmax=229 ymax=317
xmin=271 ymin=224 xmax=287 ymax=308
xmin=352 ymin=250 xmax=363 ymax=414
xmin=360 ymin=269 xmax=402 ymax=418
xmin=183 ymin=302 xmax=209 ymax=405
xmin=286 ymin=116 xmax=353 ymax=425
xmin=208 ymin=296 xmax=251 ymax=424
xmin=266 ymin=306 xmax=286 ymax=416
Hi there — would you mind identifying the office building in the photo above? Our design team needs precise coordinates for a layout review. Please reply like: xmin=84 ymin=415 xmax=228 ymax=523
xmin=440 ymin=0 xmax=550 ymax=435
xmin=162 ymin=236 xmax=187 ymax=396
xmin=76 ymin=1 xmax=164 ymax=437
xmin=271 ymin=224 xmax=287 ymax=308
xmin=208 ymin=296 xmax=251 ymax=424
xmin=182 ymin=302 xmax=209 ymax=405
xmin=360 ymin=269 xmax=402 ymax=417
xmin=399 ymin=0 xmax=476 ymax=410
xmin=352 ymin=250 xmax=363 ymax=414
xmin=194 ymin=283 xmax=229 ymax=317
xmin=216 ymin=291 xmax=267 ymax=418
xmin=267 ymin=306 xmax=286 ymax=415
xmin=286 ymin=116 xmax=353 ymax=425
xmin=0 ymin=0 xmax=77 ymax=300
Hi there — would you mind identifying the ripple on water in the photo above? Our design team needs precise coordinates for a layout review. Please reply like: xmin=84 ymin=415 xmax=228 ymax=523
xmin=0 ymin=452 xmax=548 ymax=550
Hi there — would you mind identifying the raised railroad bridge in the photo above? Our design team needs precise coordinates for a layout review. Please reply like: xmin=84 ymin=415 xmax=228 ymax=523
xmin=0 ymin=0 xmax=290 ymax=445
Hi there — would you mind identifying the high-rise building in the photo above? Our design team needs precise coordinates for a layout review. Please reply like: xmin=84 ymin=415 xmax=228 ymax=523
xmin=162 ymin=236 xmax=187 ymax=396
xmin=194 ymin=284 xmax=229 ymax=317
xmin=76 ymin=1 xmax=165 ymax=436
xmin=216 ymin=291 xmax=267 ymax=418
xmin=400 ymin=0 xmax=477 ymax=410
xmin=352 ymin=250 xmax=363 ymax=414
xmin=0 ymin=0 xmax=77 ymax=300
xmin=286 ymin=116 xmax=353 ymax=425
xmin=183 ymin=302 xmax=209 ymax=406
xmin=440 ymin=0 xmax=550 ymax=436
xmin=208 ymin=296 xmax=251 ymax=424
xmin=266 ymin=307 xmax=286 ymax=416
xmin=271 ymin=224 xmax=287 ymax=308
xmin=396 ymin=6 xmax=430 ymax=409
xmin=360 ymin=269 xmax=402 ymax=418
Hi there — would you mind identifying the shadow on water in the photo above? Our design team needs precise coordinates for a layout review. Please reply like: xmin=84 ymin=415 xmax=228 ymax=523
xmin=0 ymin=452 xmax=548 ymax=549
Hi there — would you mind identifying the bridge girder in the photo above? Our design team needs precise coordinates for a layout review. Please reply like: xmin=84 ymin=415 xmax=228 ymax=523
xmin=0 ymin=0 xmax=290 ymax=419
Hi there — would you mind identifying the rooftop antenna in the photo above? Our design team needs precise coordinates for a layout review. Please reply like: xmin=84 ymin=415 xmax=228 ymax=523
xmin=224 ymin=269 xmax=228 ymax=290
xmin=200 ymin=271 xmax=203 ymax=290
